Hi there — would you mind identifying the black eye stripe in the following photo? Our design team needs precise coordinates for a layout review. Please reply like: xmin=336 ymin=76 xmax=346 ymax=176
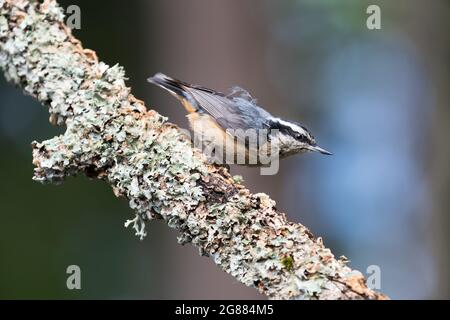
xmin=269 ymin=120 xmax=313 ymax=143
xmin=297 ymin=134 xmax=309 ymax=143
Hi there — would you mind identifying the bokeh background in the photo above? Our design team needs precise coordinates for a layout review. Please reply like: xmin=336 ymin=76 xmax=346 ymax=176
xmin=0 ymin=0 xmax=448 ymax=299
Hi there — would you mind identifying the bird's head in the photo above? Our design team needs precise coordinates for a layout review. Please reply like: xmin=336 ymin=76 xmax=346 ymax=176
xmin=268 ymin=118 xmax=332 ymax=157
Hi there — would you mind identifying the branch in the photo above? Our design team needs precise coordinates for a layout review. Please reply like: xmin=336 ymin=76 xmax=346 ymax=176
xmin=0 ymin=0 xmax=388 ymax=300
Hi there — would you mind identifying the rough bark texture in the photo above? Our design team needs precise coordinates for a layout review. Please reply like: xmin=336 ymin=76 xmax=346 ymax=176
xmin=0 ymin=0 xmax=388 ymax=300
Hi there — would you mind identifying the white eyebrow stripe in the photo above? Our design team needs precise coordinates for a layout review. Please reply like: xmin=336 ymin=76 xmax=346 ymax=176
xmin=275 ymin=118 xmax=307 ymax=135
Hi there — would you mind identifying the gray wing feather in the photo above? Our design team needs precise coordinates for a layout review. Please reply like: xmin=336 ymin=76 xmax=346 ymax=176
xmin=185 ymin=87 xmax=274 ymax=149
xmin=187 ymin=88 xmax=272 ymax=132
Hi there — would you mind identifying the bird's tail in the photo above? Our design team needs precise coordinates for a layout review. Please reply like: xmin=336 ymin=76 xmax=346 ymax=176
xmin=147 ymin=73 xmax=198 ymax=112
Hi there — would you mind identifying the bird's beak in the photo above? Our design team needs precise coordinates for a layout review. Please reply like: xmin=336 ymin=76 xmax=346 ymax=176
xmin=309 ymin=145 xmax=333 ymax=155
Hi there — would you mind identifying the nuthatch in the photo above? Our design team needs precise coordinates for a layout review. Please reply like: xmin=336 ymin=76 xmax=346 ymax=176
xmin=148 ymin=73 xmax=331 ymax=166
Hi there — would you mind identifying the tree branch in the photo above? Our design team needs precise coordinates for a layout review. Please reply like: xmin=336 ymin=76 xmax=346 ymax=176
xmin=0 ymin=0 xmax=388 ymax=299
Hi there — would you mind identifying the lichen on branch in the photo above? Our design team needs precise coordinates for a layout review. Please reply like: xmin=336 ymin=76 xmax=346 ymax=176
xmin=0 ymin=0 xmax=388 ymax=300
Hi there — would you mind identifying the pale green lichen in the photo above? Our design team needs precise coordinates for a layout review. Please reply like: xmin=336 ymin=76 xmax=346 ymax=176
xmin=124 ymin=213 xmax=147 ymax=240
xmin=0 ymin=15 xmax=8 ymax=38
xmin=0 ymin=0 xmax=386 ymax=300
xmin=232 ymin=175 xmax=244 ymax=184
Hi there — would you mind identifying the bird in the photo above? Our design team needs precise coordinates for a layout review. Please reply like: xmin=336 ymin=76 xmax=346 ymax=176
xmin=147 ymin=73 xmax=331 ymax=167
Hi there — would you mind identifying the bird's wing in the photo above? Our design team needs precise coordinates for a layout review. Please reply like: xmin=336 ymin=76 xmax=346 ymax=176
xmin=186 ymin=87 xmax=270 ymax=130
xmin=184 ymin=87 xmax=273 ymax=149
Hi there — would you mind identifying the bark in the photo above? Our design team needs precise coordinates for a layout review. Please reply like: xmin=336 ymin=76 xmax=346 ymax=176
xmin=0 ymin=0 xmax=388 ymax=300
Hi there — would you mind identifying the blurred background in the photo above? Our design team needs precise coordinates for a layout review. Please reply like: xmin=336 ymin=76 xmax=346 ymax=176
xmin=0 ymin=0 xmax=448 ymax=299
